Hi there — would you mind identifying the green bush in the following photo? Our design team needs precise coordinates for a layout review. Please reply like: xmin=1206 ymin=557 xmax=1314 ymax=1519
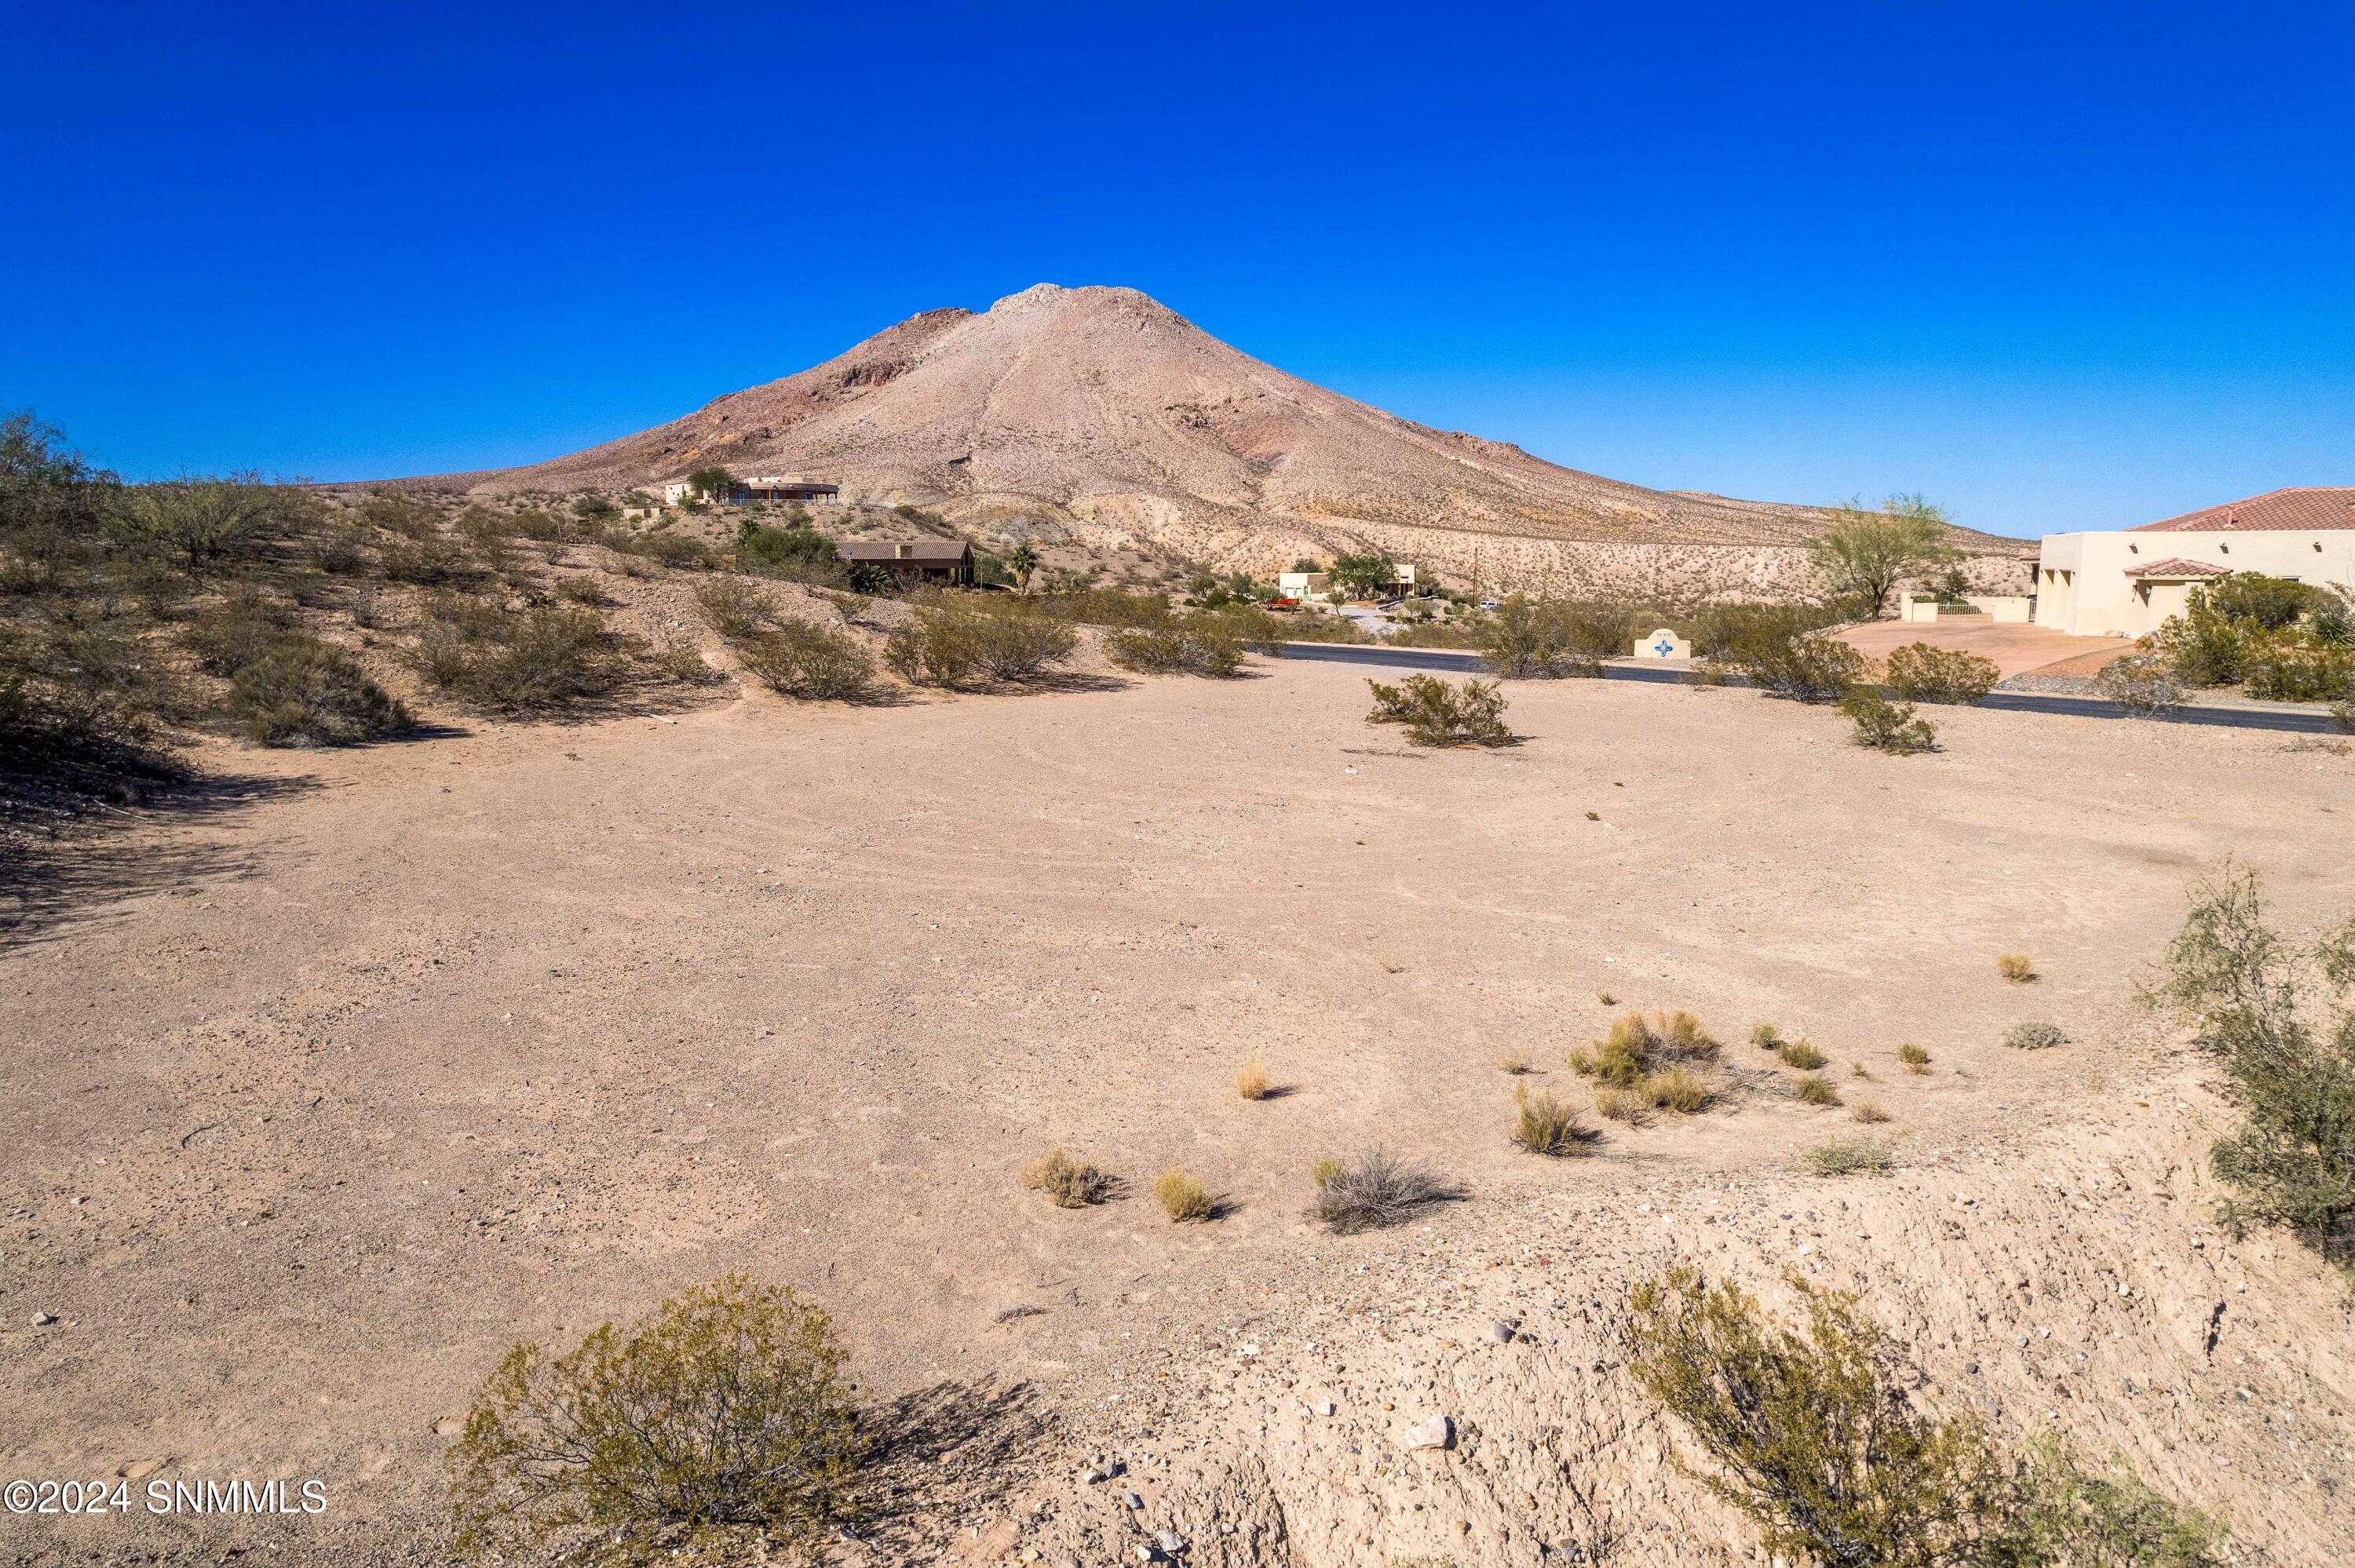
xmin=378 ymin=531 xmax=470 ymax=585
xmin=1741 ymin=632 xmax=1868 ymax=702
xmin=2332 ymin=698 xmax=2355 ymax=735
xmin=1483 ymin=594 xmax=1602 ymax=678
xmin=1628 ymin=1266 xmax=1999 ymax=1568
xmin=181 ymin=589 xmax=294 ymax=675
xmin=1105 ymin=621 xmax=1245 ymax=677
xmin=1512 ymin=1085 xmax=1597 ymax=1156
xmin=1886 ymin=642 xmax=1999 ymax=705
xmin=1690 ymin=602 xmax=1852 ymax=664
xmin=2150 ymin=864 xmax=2355 ymax=1273
xmin=1979 ymin=1438 xmax=2229 ymax=1568
xmin=885 ymin=603 xmax=1076 ymax=687
xmin=447 ymin=1274 xmax=858 ymax=1564
xmin=1364 ymin=673 xmax=1513 ymax=746
xmin=227 ymin=637 xmax=411 ymax=747
xmin=694 ymin=578 xmax=781 ymax=643
xmin=1776 ymin=1038 xmax=1827 ymax=1070
xmin=1574 ymin=1011 xmax=1720 ymax=1088
xmin=413 ymin=598 xmax=635 ymax=714
xmin=1840 ymin=688 xmax=1939 ymax=753
xmin=2241 ymin=638 xmax=2355 ymax=702
xmin=736 ymin=519 xmax=842 ymax=583
xmin=2096 ymin=651 xmax=2186 ymax=717
xmin=737 ymin=620 xmax=876 ymax=702
xmin=2200 ymin=571 xmax=2323 ymax=632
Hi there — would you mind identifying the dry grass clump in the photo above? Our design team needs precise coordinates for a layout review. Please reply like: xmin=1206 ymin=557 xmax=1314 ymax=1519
xmin=1594 ymin=1085 xmax=1645 ymax=1123
xmin=1511 ymin=1086 xmax=1597 ymax=1157
xmin=1850 ymin=1099 xmax=1892 ymax=1125
xmin=1996 ymin=954 xmax=2036 ymax=983
xmin=1647 ymin=1067 xmax=1709 ymax=1114
xmin=1899 ymin=1043 xmax=1932 ymax=1074
xmin=1793 ymin=1074 xmax=1842 ymax=1107
xmin=1573 ymin=1010 xmax=1720 ymax=1086
xmin=1153 ymin=1169 xmax=1214 ymax=1223
xmin=2003 ymin=1021 xmax=2068 ymax=1051
xmin=1023 ymin=1149 xmax=1113 ymax=1209
xmin=1751 ymin=1023 xmax=1784 ymax=1050
xmin=1308 ymin=1147 xmax=1455 ymax=1234
xmin=1776 ymin=1039 xmax=1827 ymax=1070
xmin=1495 ymin=1050 xmax=1532 ymax=1075
xmin=1801 ymin=1138 xmax=1895 ymax=1176
xmin=1364 ymin=673 xmax=1514 ymax=747
xmin=1234 ymin=1060 xmax=1270 ymax=1101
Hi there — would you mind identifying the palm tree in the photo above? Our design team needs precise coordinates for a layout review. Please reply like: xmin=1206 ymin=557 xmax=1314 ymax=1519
xmin=1009 ymin=543 xmax=1039 ymax=593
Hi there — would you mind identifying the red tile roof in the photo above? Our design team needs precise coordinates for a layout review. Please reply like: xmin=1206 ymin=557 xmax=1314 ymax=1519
xmin=2130 ymin=486 xmax=2355 ymax=532
xmin=2125 ymin=557 xmax=2229 ymax=579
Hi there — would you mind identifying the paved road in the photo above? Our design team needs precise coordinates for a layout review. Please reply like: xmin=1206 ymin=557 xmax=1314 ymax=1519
xmin=1269 ymin=641 xmax=2345 ymax=735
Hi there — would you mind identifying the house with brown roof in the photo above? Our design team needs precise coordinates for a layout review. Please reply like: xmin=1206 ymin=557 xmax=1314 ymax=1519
xmin=2032 ymin=487 xmax=2355 ymax=636
xmin=837 ymin=538 xmax=975 ymax=586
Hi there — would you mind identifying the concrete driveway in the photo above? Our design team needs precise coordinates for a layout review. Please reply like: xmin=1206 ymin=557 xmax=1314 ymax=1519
xmin=1835 ymin=618 xmax=2129 ymax=678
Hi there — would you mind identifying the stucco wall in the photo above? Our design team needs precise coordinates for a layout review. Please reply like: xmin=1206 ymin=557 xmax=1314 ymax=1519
xmin=2033 ymin=529 xmax=2355 ymax=636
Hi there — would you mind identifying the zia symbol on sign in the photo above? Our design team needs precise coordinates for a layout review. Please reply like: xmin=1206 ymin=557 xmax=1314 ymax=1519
xmin=1652 ymin=636 xmax=1677 ymax=656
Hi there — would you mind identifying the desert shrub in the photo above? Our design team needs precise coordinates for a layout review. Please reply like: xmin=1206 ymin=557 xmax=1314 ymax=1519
xmin=1751 ymin=1023 xmax=1784 ymax=1051
xmin=1309 ymin=1156 xmax=1342 ymax=1191
xmin=228 ymin=638 xmax=410 ymax=747
xmin=1691 ymin=601 xmax=1851 ymax=664
xmin=1154 ymin=1169 xmax=1214 ymax=1223
xmin=2003 ymin=1021 xmax=2067 ymax=1051
xmin=736 ymin=519 xmax=842 ymax=584
xmin=553 ymin=574 xmax=611 ymax=606
xmin=1106 ymin=620 xmax=1245 ymax=677
xmin=695 ymin=578 xmax=780 ymax=643
xmin=1024 ymin=1149 xmax=1112 ymax=1209
xmin=114 ymin=471 xmax=302 ymax=571
xmin=1308 ymin=1147 xmax=1453 ymax=1234
xmin=314 ymin=526 xmax=368 ymax=574
xmin=1886 ymin=642 xmax=1999 ymax=705
xmin=1235 ymin=1061 xmax=1270 ymax=1101
xmin=1850 ymin=1099 xmax=1893 ymax=1125
xmin=737 ymin=621 xmax=876 ymax=702
xmin=1803 ymin=1138 xmax=1895 ymax=1175
xmin=508 ymin=507 xmax=570 ymax=543
xmin=1740 ymin=632 xmax=1868 ymax=703
xmin=1979 ymin=1438 xmax=2229 ymax=1568
xmin=610 ymin=527 xmax=715 ymax=571
xmin=379 ymin=531 xmax=470 ymax=585
xmin=1594 ymin=1085 xmax=1644 ymax=1122
xmin=181 ymin=588 xmax=294 ymax=675
xmin=1899 ymin=1043 xmax=1931 ymax=1073
xmin=2149 ymin=864 xmax=2355 ymax=1271
xmin=1794 ymin=1074 xmax=1842 ymax=1106
xmin=2096 ymin=651 xmax=2186 ymax=717
xmin=1627 ymin=1266 xmax=1997 ymax=1568
xmin=654 ymin=636 xmax=721 ymax=685
xmin=1483 ymin=594 xmax=1601 ymax=678
xmin=885 ymin=603 xmax=1075 ymax=687
xmin=1363 ymin=673 xmax=1513 ymax=747
xmin=2335 ymin=698 xmax=2355 ymax=735
xmin=1776 ymin=1038 xmax=1826 ymax=1070
xmin=1495 ymin=1050 xmax=1531 ymax=1075
xmin=412 ymin=598 xmax=635 ymax=714
xmin=446 ymin=1274 xmax=857 ymax=1564
xmin=1840 ymin=688 xmax=1939 ymax=753
xmin=2242 ymin=638 xmax=2355 ymax=702
xmin=1512 ymin=1085 xmax=1597 ymax=1156
xmin=1997 ymin=954 xmax=2036 ymax=983
xmin=2202 ymin=571 xmax=2323 ymax=632
xmin=1575 ymin=1010 xmax=1718 ymax=1089
xmin=1647 ymin=1067 xmax=1709 ymax=1114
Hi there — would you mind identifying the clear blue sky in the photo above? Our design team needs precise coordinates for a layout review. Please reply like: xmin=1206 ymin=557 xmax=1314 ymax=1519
xmin=5 ymin=2 xmax=2349 ymax=538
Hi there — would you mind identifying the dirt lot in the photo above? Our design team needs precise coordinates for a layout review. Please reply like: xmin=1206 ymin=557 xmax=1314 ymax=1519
xmin=5 ymin=658 xmax=2353 ymax=1565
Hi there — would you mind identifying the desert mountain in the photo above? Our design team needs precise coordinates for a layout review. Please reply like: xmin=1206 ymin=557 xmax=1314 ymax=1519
xmin=456 ymin=284 xmax=2028 ymax=595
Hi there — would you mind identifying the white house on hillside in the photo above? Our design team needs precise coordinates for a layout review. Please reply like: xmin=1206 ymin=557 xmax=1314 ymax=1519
xmin=2033 ymin=487 xmax=2355 ymax=636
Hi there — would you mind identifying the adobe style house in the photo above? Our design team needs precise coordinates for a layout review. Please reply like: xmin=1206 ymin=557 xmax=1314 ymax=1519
xmin=2032 ymin=487 xmax=2355 ymax=636
xmin=837 ymin=539 xmax=975 ymax=586
xmin=655 ymin=475 xmax=842 ymax=506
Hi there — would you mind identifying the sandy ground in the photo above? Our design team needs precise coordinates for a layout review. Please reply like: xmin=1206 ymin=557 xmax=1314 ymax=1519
xmin=1835 ymin=618 xmax=2128 ymax=677
xmin=5 ymin=658 xmax=2353 ymax=1564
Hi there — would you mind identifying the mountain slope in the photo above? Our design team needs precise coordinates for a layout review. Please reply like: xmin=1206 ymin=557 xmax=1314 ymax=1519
xmin=462 ymin=284 xmax=2028 ymax=593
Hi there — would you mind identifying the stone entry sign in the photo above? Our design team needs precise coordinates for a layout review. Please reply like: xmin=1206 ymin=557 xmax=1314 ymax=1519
xmin=1633 ymin=626 xmax=1689 ymax=659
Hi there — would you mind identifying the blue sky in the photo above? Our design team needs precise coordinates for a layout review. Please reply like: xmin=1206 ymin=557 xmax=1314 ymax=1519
xmin=4 ymin=2 xmax=2348 ymax=538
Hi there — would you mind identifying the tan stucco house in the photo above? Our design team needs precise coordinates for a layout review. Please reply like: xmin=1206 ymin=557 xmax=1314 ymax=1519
xmin=2033 ymin=487 xmax=2355 ymax=636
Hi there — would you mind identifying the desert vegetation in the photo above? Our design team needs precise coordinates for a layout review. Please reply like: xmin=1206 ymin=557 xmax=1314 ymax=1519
xmin=1839 ymin=687 xmax=1941 ymax=753
xmin=1998 ymin=954 xmax=2036 ymax=983
xmin=1104 ymin=620 xmax=1246 ymax=678
xmin=1308 ymin=1148 xmax=1454 ymax=1234
xmin=2003 ymin=1022 xmax=2068 ymax=1051
xmin=1154 ymin=1169 xmax=1214 ymax=1222
xmin=885 ymin=601 xmax=1078 ymax=689
xmin=1024 ymin=1149 xmax=1114 ymax=1209
xmin=446 ymin=1274 xmax=860 ymax=1564
xmin=1886 ymin=642 xmax=2001 ymax=705
xmin=1511 ymin=1085 xmax=1597 ymax=1157
xmin=1568 ymin=1011 xmax=1722 ymax=1119
xmin=1364 ymin=673 xmax=1513 ymax=747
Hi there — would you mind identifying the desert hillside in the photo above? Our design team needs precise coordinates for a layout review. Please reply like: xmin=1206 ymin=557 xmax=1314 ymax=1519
xmin=437 ymin=285 xmax=2030 ymax=596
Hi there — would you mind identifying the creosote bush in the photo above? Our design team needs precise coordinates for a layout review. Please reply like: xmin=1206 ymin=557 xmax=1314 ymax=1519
xmin=1886 ymin=642 xmax=1999 ymax=705
xmin=1997 ymin=954 xmax=2036 ymax=983
xmin=228 ymin=639 xmax=411 ymax=748
xmin=1511 ymin=1086 xmax=1596 ymax=1157
xmin=1840 ymin=687 xmax=1940 ymax=753
xmin=2097 ymin=651 xmax=2186 ymax=717
xmin=445 ymin=1274 xmax=858 ymax=1565
xmin=1793 ymin=1074 xmax=1842 ymax=1107
xmin=1235 ymin=1060 xmax=1270 ymax=1101
xmin=412 ymin=596 xmax=636 ymax=714
xmin=1154 ymin=1169 xmax=1214 ymax=1223
xmin=1803 ymin=1138 xmax=1896 ymax=1176
xmin=1364 ymin=673 xmax=1513 ymax=747
xmin=2149 ymin=863 xmax=2355 ymax=1273
xmin=1105 ymin=621 xmax=1245 ymax=678
xmin=1740 ymin=632 xmax=1868 ymax=703
xmin=1023 ymin=1149 xmax=1112 ymax=1209
xmin=1308 ymin=1147 xmax=1453 ymax=1234
xmin=885 ymin=603 xmax=1076 ymax=688
xmin=2003 ymin=1022 xmax=2067 ymax=1051
xmin=1900 ymin=1043 xmax=1933 ymax=1074
xmin=739 ymin=621 xmax=876 ymax=702
xmin=1628 ymin=1267 xmax=2226 ymax=1568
